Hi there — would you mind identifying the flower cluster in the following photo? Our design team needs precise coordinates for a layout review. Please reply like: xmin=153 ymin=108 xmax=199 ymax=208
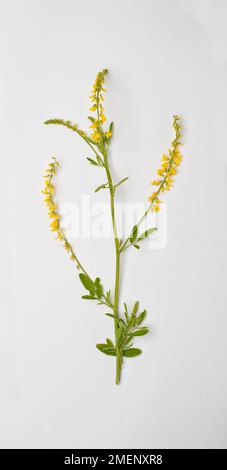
xmin=42 ymin=157 xmax=76 ymax=261
xmin=148 ymin=115 xmax=183 ymax=211
xmin=88 ymin=68 xmax=112 ymax=143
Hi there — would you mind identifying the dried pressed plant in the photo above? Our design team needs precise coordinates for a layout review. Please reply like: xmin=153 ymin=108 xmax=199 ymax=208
xmin=43 ymin=69 xmax=183 ymax=384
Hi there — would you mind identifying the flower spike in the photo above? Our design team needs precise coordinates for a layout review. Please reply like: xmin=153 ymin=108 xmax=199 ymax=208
xmin=148 ymin=115 xmax=183 ymax=211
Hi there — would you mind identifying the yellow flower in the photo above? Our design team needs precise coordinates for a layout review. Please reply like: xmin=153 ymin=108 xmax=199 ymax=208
xmin=174 ymin=155 xmax=182 ymax=166
xmin=148 ymin=191 xmax=157 ymax=202
xmin=49 ymin=212 xmax=59 ymax=221
xmin=46 ymin=183 xmax=54 ymax=193
xmin=50 ymin=220 xmax=59 ymax=231
xmin=150 ymin=179 xmax=161 ymax=186
xmin=148 ymin=115 xmax=183 ymax=212
xmin=91 ymin=131 xmax=101 ymax=142
xmin=161 ymin=161 xmax=169 ymax=170
xmin=89 ymin=119 xmax=98 ymax=130
xmin=100 ymin=112 xmax=106 ymax=123
xmin=88 ymin=69 xmax=108 ymax=141
xmin=43 ymin=157 xmax=76 ymax=259
xmin=169 ymin=167 xmax=177 ymax=176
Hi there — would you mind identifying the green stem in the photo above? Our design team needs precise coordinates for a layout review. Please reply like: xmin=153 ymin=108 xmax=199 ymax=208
xmin=60 ymin=229 xmax=90 ymax=278
xmin=114 ymin=248 xmax=121 ymax=384
xmin=103 ymin=151 xmax=122 ymax=384
xmin=96 ymin=85 xmax=122 ymax=384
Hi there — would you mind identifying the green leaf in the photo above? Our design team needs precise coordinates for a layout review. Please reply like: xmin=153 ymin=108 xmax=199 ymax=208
xmin=105 ymin=313 xmax=117 ymax=319
xmin=87 ymin=157 xmax=99 ymax=166
xmin=96 ymin=344 xmax=116 ymax=356
xmin=130 ymin=225 xmax=138 ymax=243
xmin=123 ymin=348 xmax=142 ymax=357
xmin=129 ymin=327 xmax=149 ymax=337
xmin=123 ymin=302 xmax=129 ymax=321
xmin=106 ymin=338 xmax=115 ymax=348
xmin=133 ymin=244 xmax=140 ymax=249
xmin=132 ymin=301 xmax=139 ymax=316
xmin=87 ymin=116 xmax=96 ymax=123
xmin=136 ymin=310 xmax=147 ymax=325
xmin=79 ymin=273 xmax=96 ymax=296
xmin=95 ymin=277 xmax=103 ymax=299
xmin=94 ymin=183 xmax=109 ymax=193
xmin=109 ymin=121 xmax=114 ymax=133
xmin=106 ymin=290 xmax=111 ymax=300
xmin=115 ymin=177 xmax=129 ymax=189
xmin=138 ymin=227 xmax=157 ymax=241
xmin=82 ymin=295 xmax=95 ymax=300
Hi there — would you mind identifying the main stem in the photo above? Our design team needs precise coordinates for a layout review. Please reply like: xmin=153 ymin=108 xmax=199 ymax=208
xmin=96 ymin=81 xmax=122 ymax=384
xmin=114 ymin=244 xmax=121 ymax=384
xmin=103 ymin=150 xmax=122 ymax=384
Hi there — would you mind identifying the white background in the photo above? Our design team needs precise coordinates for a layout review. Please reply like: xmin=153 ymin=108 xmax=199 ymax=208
xmin=1 ymin=0 xmax=227 ymax=449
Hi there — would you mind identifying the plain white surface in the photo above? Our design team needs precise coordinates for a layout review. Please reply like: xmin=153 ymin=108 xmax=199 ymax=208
xmin=1 ymin=0 xmax=227 ymax=449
